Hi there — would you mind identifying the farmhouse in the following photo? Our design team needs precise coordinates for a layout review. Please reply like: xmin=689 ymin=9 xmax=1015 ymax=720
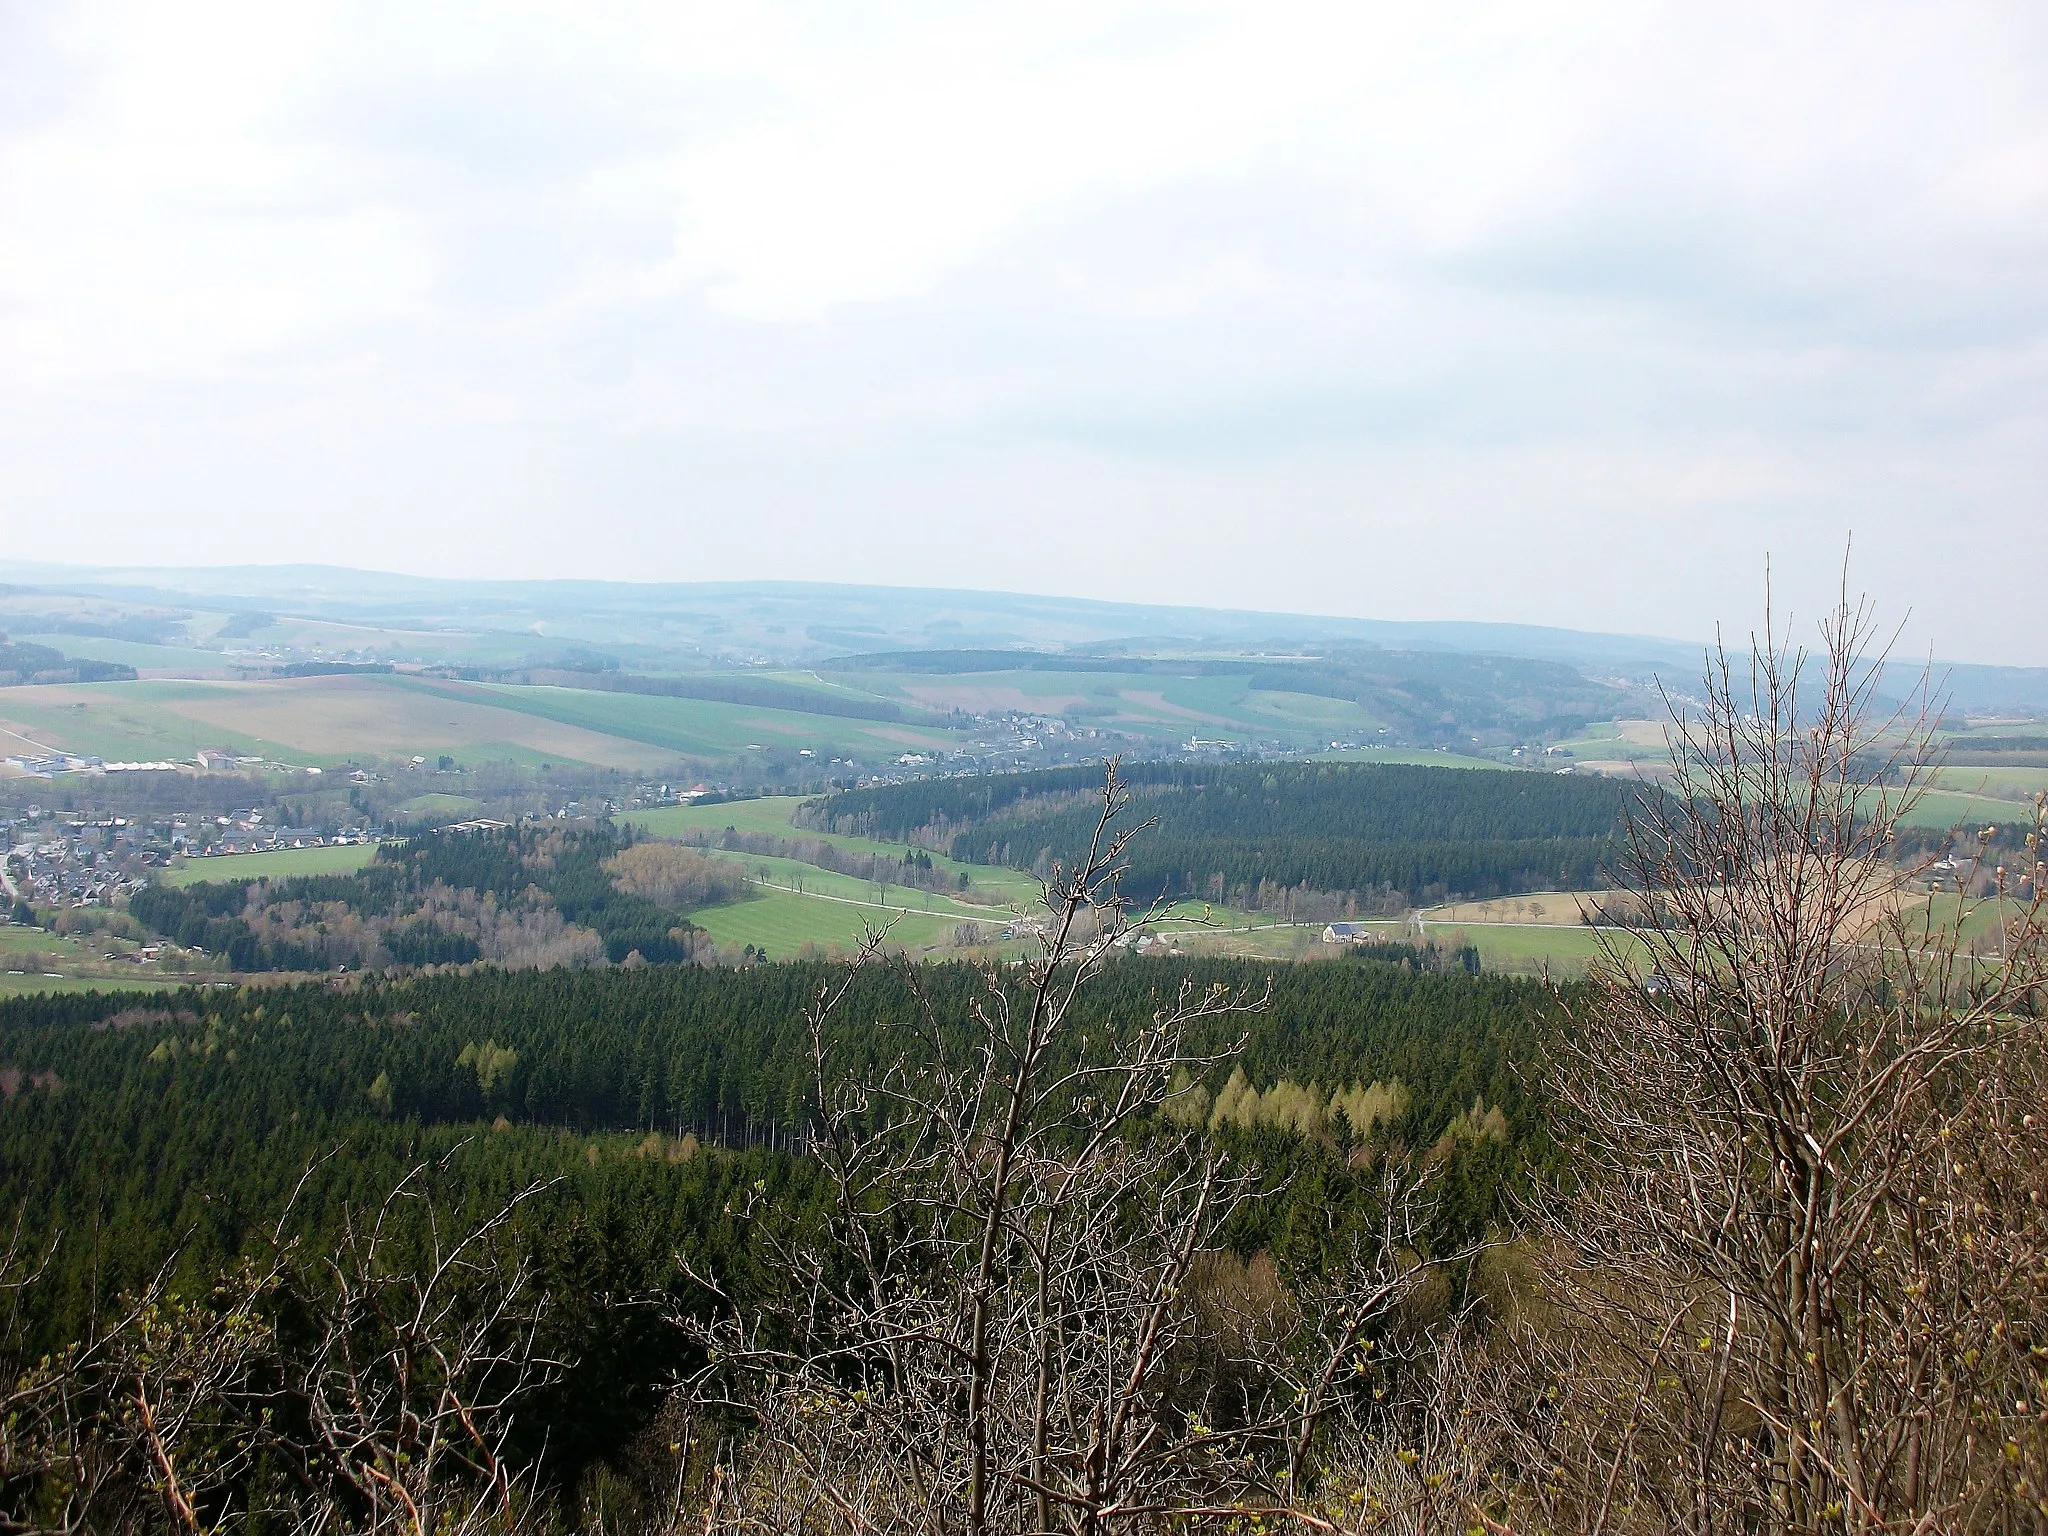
xmin=1322 ymin=922 xmax=1373 ymax=944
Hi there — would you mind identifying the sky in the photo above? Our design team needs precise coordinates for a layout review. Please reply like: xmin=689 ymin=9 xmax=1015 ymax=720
xmin=2 ymin=2 xmax=2044 ymax=662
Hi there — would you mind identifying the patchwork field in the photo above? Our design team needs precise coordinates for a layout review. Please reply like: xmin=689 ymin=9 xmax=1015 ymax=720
xmin=627 ymin=795 xmax=1293 ymax=957
xmin=464 ymin=681 xmax=958 ymax=763
xmin=858 ymin=668 xmax=1383 ymax=749
xmin=0 ymin=672 xmax=969 ymax=774
xmin=0 ymin=676 xmax=679 ymax=770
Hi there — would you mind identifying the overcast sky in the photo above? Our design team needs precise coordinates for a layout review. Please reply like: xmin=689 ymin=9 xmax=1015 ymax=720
xmin=3 ymin=2 xmax=2044 ymax=661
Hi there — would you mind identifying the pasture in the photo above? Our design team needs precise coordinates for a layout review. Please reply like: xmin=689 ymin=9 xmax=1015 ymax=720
xmin=1422 ymin=921 xmax=1637 ymax=975
xmin=0 ymin=973 xmax=177 ymax=998
xmin=1900 ymin=893 xmax=2037 ymax=950
xmin=0 ymin=926 xmax=86 ymax=963
xmin=625 ymin=798 xmax=1046 ymax=903
xmin=13 ymin=634 xmax=242 ymax=676
xmin=682 ymin=890 xmax=962 ymax=956
xmin=1924 ymin=763 xmax=2048 ymax=803
xmin=1896 ymin=787 xmax=2038 ymax=832
xmin=162 ymin=843 xmax=378 ymax=887
xmin=1422 ymin=890 xmax=1616 ymax=925
xmin=1312 ymin=747 xmax=1511 ymax=769
xmin=391 ymin=792 xmax=484 ymax=820
xmin=0 ymin=926 xmax=198 ymax=996
xmin=688 ymin=847 xmax=1004 ymax=922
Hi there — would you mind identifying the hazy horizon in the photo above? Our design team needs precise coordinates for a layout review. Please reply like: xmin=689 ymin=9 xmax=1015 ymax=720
xmin=17 ymin=559 xmax=2048 ymax=691
xmin=6 ymin=4 xmax=2045 ymax=663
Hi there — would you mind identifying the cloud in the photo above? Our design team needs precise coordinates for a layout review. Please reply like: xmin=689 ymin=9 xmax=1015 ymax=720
xmin=1 ymin=0 xmax=2043 ymax=659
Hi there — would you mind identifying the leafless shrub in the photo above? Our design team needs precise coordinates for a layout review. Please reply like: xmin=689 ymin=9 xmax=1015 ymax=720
xmin=0 ymin=1161 xmax=564 ymax=1535
xmin=1497 ymin=581 xmax=2048 ymax=1534
xmin=606 ymin=843 xmax=752 ymax=910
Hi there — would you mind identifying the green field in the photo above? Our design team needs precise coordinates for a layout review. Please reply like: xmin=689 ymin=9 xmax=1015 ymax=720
xmin=0 ymin=682 xmax=288 ymax=763
xmin=0 ymin=972 xmax=178 ymax=998
xmin=1310 ymin=747 xmax=1506 ymax=769
xmin=624 ymin=796 xmax=833 ymax=840
xmin=625 ymin=798 xmax=1046 ymax=903
xmin=0 ymin=926 xmax=88 ymax=964
xmin=391 ymin=792 xmax=483 ymax=819
xmin=682 ymin=889 xmax=964 ymax=956
xmin=1925 ymin=763 xmax=2048 ymax=802
xmin=162 ymin=843 xmax=378 ymax=886
xmin=1901 ymin=893 xmax=2037 ymax=948
xmin=14 ymin=634 xmax=242 ymax=675
xmin=1453 ymin=923 xmax=1621 ymax=974
xmin=1896 ymin=788 xmax=2038 ymax=832
xmin=0 ymin=925 xmax=205 ymax=996
xmin=691 ymin=848 xmax=1005 ymax=919
xmin=628 ymin=797 xmax=1288 ymax=955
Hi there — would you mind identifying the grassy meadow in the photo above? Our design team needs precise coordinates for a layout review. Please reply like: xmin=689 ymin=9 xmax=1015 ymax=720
xmin=0 ymin=924 xmax=202 ymax=996
xmin=1310 ymin=747 xmax=1505 ymax=769
xmin=13 ymin=634 xmax=244 ymax=676
xmin=0 ymin=973 xmax=179 ymax=998
xmin=391 ymin=792 xmax=485 ymax=819
xmin=161 ymin=843 xmax=379 ymax=887
xmin=681 ymin=890 xmax=965 ymax=956
xmin=625 ymin=797 xmax=1046 ymax=903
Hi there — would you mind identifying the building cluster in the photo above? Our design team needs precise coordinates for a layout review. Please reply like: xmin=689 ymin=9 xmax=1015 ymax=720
xmin=0 ymin=801 xmax=384 ymax=916
xmin=4 ymin=814 xmax=157 ymax=910
xmin=3 ymin=752 xmax=103 ymax=777
xmin=6 ymin=747 xmax=287 ymax=778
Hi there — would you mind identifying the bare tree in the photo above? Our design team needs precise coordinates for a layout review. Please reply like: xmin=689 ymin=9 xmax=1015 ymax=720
xmin=1502 ymin=583 xmax=2048 ymax=1535
xmin=274 ymin=1162 xmax=564 ymax=1535
xmin=683 ymin=761 xmax=1468 ymax=1534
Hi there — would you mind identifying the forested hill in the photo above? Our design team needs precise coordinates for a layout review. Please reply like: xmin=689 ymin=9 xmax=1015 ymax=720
xmin=808 ymin=760 xmax=1641 ymax=904
xmin=0 ymin=957 xmax=1549 ymax=1482
xmin=0 ymin=636 xmax=136 ymax=684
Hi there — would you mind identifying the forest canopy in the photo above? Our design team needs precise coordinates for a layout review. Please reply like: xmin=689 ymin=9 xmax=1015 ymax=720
xmin=807 ymin=759 xmax=1639 ymax=902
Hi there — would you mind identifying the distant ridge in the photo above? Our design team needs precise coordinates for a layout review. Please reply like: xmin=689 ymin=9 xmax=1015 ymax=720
xmin=3 ymin=561 xmax=2043 ymax=712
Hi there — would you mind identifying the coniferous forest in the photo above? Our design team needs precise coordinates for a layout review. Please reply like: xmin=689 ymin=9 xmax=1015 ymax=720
xmin=0 ymin=955 xmax=1539 ymax=1521
xmin=807 ymin=759 xmax=1639 ymax=902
